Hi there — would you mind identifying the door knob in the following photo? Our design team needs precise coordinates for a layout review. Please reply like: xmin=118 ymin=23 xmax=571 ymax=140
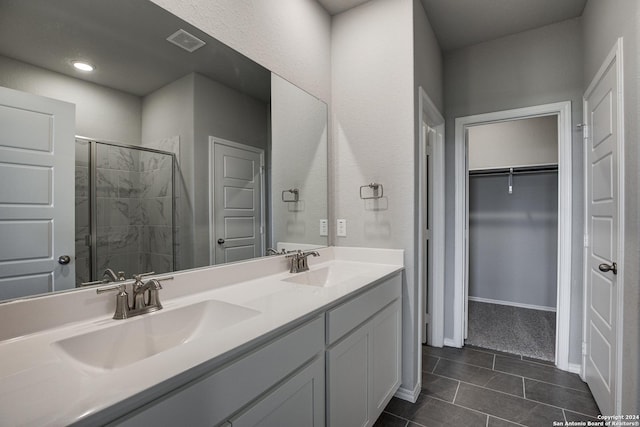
xmin=598 ymin=262 xmax=617 ymax=275
xmin=58 ymin=255 xmax=71 ymax=265
xmin=217 ymin=238 xmax=225 ymax=245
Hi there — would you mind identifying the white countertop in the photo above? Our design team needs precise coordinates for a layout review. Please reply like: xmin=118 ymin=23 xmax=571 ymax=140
xmin=0 ymin=247 xmax=403 ymax=426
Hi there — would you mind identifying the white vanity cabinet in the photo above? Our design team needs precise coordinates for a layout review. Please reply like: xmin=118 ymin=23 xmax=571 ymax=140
xmin=106 ymin=272 xmax=402 ymax=427
xmin=109 ymin=316 xmax=325 ymax=427
xmin=326 ymin=274 xmax=402 ymax=427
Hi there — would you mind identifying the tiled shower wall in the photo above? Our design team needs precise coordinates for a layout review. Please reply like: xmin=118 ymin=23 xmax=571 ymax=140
xmin=74 ymin=141 xmax=174 ymax=285
xmin=75 ymin=140 xmax=91 ymax=285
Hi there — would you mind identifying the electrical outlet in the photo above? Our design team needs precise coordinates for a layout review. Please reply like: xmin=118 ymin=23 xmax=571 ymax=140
xmin=320 ymin=219 xmax=328 ymax=236
xmin=337 ymin=219 xmax=347 ymax=237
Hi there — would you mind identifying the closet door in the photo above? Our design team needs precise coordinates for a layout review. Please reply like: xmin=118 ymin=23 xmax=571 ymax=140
xmin=584 ymin=44 xmax=621 ymax=416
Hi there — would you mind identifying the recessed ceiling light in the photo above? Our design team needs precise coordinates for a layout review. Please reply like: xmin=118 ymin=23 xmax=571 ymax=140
xmin=72 ymin=61 xmax=95 ymax=72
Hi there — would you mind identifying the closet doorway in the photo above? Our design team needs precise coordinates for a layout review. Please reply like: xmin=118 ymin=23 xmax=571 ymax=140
xmin=466 ymin=117 xmax=558 ymax=361
xmin=453 ymin=102 xmax=573 ymax=371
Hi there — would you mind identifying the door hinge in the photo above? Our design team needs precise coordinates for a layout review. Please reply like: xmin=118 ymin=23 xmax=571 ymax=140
xmin=260 ymin=165 xmax=265 ymax=174
xmin=580 ymin=124 xmax=589 ymax=141
xmin=259 ymin=226 xmax=264 ymax=234
xmin=582 ymin=342 xmax=587 ymax=356
xmin=85 ymin=234 xmax=92 ymax=247
xmin=584 ymin=234 xmax=589 ymax=248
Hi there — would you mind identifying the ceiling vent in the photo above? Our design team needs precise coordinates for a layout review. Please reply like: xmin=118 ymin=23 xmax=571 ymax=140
xmin=166 ymin=29 xmax=206 ymax=53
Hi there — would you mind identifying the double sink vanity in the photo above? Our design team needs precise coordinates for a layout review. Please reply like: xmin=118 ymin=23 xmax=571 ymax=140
xmin=0 ymin=247 xmax=404 ymax=426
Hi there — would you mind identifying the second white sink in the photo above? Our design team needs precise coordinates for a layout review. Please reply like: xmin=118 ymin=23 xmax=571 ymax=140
xmin=54 ymin=299 xmax=260 ymax=371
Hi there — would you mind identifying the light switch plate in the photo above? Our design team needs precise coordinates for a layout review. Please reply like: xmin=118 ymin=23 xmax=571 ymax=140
xmin=320 ymin=219 xmax=328 ymax=236
xmin=337 ymin=219 xmax=347 ymax=237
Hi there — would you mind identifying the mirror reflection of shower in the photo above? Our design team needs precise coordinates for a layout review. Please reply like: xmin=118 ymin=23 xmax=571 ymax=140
xmin=75 ymin=138 xmax=175 ymax=286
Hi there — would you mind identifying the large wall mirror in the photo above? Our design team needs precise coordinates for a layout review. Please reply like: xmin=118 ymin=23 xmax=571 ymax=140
xmin=0 ymin=0 xmax=328 ymax=301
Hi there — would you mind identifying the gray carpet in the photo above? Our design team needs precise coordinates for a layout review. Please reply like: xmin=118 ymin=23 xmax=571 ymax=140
xmin=465 ymin=300 xmax=556 ymax=361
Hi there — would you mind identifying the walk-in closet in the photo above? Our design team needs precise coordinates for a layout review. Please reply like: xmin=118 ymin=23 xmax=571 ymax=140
xmin=465 ymin=115 xmax=559 ymax=361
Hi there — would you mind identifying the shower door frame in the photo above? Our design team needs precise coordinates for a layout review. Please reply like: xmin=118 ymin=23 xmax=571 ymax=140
xmin=77 ymin=136 xmax=177 ymax=282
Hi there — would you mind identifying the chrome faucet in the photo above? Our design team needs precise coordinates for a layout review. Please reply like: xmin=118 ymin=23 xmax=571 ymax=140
xmin=286 ymin=250 xmax=320 ymax=273
xmin=96 ymin=273 xmax=173 ymax=319
xmin=80 ymin=268 xmax=127 ymax=287
xmin=103 ymin=268 xmax=126 ymax=282
xmin=266 ymin=248 xmax=285 ymax=256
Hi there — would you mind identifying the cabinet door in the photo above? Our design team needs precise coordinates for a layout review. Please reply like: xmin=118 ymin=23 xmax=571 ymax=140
xmin=327 ymin=299 xmax=402 ymax=427
xmin=230 ymin=355 xmax=325 ymax=427
xmin=327 ymin=324 xmax=370 ymax=427
xmin=370 ymin=300 xmax=402 ymax=417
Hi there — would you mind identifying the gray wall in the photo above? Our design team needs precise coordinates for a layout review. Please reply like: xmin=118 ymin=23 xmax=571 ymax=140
xmin=0 ymin=55 xmax=142 ymax=144
xmin=141 ymin=73 xmax=195 ymax=271
xmin=443 ymin=18 xmax=584 ymax=363
xmin=413 ymin=0 xmax=443 ymax=112
xmin=193 ymin=73 xmax=269 ymax=267
xmin=331 ymin=0 xmax=416 ymax=395
xmin=271 ymin=74 xmax=328 ymax=248
xmin=141 ymin=72 xmax=269 ymax=270
xmin=582 ymin=0 xmax=639 ymax=414
xmin=468 ymin=116 xmax=558 ymax=170
xmin=469 ymin=172 xmax=558 ymax=309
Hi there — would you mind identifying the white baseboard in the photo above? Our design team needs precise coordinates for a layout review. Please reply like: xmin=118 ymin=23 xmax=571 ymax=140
xmin=443 ymin=338 xmax=459 ymax=347
xmin=567 ymin=363 xmax=582 ymax=375
xmin=468 ymin=296 xmax=556 ymax=312
xmin=394 ymin=382 xmax=420 ymax=403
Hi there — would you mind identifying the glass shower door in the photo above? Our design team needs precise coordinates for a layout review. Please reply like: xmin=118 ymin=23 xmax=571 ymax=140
xmin=90 ymin=141 xmax=174 ymax=282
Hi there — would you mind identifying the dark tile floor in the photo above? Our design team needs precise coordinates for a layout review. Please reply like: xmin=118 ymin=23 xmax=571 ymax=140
xmin=375 ymin=345 xmax=600 ymax=427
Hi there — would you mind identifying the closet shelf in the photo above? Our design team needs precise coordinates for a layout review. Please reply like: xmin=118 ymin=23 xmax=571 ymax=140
xmin=469 ymin=164 xmax=558 ymax=177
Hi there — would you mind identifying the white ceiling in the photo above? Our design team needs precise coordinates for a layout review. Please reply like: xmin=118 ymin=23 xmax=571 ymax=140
xmin=318 ymin=0 xmax=371 ymax=15
xmin=0 ymin=0 xmax=271 ymax=100
xmin=317 ymin=0 xmax=587 ymax=52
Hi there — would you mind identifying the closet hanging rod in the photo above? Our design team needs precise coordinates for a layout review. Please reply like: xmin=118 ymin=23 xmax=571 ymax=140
xmin=469 ymin=164 xmax=558 ymax=177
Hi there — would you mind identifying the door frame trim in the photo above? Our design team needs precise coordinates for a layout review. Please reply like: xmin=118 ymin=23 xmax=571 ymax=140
xmin=417 ymin=87 xmax=445 ymax=349
xmin=209 ymin=136 xmax=266 ymax=265
xmin=453 ymin=101 xmax=573 ymax=371
xmin=581 ymin=37 xmax=624 ymax=413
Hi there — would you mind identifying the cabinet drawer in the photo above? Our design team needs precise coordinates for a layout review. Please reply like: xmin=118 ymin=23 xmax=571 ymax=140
xmin=326 ymin=273 xmax=401 ymax=345
xmin=111 ymin=316 xmax=324 ymax=427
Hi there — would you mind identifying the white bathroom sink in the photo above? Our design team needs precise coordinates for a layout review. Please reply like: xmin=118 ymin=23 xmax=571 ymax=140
xmin=54 ymin=300 xmax=260 ymax=370
xmin=282 ymin=262 xmax=368 ymax=287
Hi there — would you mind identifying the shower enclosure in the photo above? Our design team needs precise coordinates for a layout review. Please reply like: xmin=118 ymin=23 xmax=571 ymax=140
xmin=75 ymin=138 xmax=175 ymax=286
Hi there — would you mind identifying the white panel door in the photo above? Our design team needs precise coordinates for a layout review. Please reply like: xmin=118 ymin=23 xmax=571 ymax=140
xmin=212 ymin=138 xmax=264 ymax=264
xmin=0 ymin=87 xmax=75 ymax=300
xmin=584 ymin=49 xmax=620 ymax=415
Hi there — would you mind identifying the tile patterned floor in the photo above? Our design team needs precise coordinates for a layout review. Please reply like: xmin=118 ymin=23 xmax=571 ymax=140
xmin=375 ymin=345 xmax=600 ymax=427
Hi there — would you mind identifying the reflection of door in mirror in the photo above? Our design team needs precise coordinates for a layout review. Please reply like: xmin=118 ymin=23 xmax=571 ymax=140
xmin=211 ymin=138 xmax=265 ymax=264
xmin=0 ymin=87 xmax=75 ymax=300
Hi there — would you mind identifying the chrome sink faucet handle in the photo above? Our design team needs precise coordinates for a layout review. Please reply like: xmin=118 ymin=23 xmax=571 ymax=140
xmin=96 ymin=283 xmax=131 ymax=319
